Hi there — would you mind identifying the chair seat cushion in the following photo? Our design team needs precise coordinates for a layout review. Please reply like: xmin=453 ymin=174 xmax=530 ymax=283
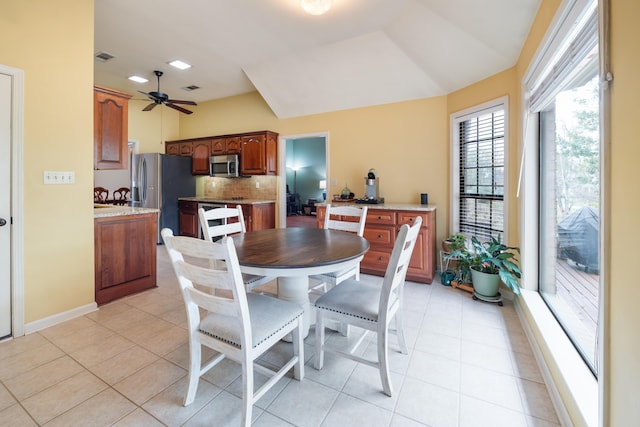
xmin=199 ymin=294 xmax=303 ymax=349
xmin=314 ymin=279 xmax=381 ymax=322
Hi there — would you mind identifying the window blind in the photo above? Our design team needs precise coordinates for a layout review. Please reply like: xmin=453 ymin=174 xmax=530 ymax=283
xmin=458 ymin=109 xmax=505 ymax=240
xmin=528 ymin=7 xmax=598 ymax=112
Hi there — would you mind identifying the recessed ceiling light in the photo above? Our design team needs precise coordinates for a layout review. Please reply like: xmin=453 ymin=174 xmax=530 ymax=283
xmin=168 ymin=60 xmax=191 ymax=70
xmin=301 ymin=0 xmax=332 ymax=15
xmin=182 ymin=85 xmax=200 ymax=91
xmin=128 ymin=75 xmax=149 ymax=83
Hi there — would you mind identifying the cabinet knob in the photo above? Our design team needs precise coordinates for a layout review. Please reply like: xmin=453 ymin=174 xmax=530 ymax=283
xmin=409 ymin=218 xmax=414 ymax=222
xmin=377 ymin=234 xmax=382 ymax=239
xmin=378 ymin=256 xmax=383 ymax=261
xmin=378 ymin=216 xmax=382 ymax=220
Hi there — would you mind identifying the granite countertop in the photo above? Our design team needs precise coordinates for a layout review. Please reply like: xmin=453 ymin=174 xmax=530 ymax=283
xmin=178 ymin=196 xmax=276 ymax=205
xmin=93 ymin=205 xmax=159 ymax=218
xmin=316 ymin=201 xmax=436 ymax=212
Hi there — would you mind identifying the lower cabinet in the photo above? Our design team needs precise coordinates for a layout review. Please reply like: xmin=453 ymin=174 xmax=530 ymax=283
xmin=240 ymin=203 xmax=276 ymax=232
xmin=317 ymin=206 xmax=436 ymax=284
xmin=178 ymin=200 xmax=199 ymax=237
xmin=94 ymin=213 xmax=157 ymax=305
xmin=179 ymin=201 xmax=275 ymax=237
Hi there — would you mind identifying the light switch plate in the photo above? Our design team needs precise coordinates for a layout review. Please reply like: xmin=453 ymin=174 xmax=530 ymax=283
xmin=44 ymin=171 xmax=75 ymax=184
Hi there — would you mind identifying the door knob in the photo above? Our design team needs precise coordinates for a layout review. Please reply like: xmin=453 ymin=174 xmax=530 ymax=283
xmin=0 ymin=218 xmax=6 ymax=226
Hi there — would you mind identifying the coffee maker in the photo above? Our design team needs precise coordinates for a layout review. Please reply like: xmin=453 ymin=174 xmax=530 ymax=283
xmin=356 ymin=168 xmax=384 ymax=204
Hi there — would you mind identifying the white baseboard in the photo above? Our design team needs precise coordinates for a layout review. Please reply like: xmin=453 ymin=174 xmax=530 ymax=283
xmin=24 ymin=302 xmax=98 ymax=335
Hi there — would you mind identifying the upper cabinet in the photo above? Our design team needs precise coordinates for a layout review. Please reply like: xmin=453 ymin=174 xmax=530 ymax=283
xmin=240 ymin=131 xmax=278 ymax=176
xmin=94 ymin=86 xmax=132 ymax=170
xmin=166 ymin=131 xmax=278 ymax=176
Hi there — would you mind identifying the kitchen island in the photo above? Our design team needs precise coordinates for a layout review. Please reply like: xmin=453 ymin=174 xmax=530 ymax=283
xmin=316 ymin=202 xmax=436 ymax=283
xmin=94 ymin=205 xmax=159 ymax=305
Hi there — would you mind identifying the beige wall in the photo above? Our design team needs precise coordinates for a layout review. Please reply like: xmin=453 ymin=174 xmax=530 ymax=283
xmin=180 ymin=93 xmax=449 ymax=244
xmin=1 ymin=0 xmax=95 ymax=322
xmin=128 ymin=99 xmax=180 ymax=153
xmin=608 ymin=0 xmax=640 ymax=424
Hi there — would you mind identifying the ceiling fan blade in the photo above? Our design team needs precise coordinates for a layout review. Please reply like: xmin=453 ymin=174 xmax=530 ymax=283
xmin=143 ymin=102 xmax=158 ymax=111
xmin=167 ymin=99 xmax=197 ymax=106
xmin=166 ymin=102 xmax=193 ymax=115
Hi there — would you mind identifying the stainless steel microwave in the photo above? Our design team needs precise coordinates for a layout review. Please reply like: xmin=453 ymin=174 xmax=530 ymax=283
xmin=210 ymin=154 xmax=240 ymax=177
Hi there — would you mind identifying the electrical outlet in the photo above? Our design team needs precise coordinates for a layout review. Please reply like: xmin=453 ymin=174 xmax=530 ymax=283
xmin=44 ymin=171 xmax=75 ymax=185
xmin=255 ymin=181 xmax=260 ymax=189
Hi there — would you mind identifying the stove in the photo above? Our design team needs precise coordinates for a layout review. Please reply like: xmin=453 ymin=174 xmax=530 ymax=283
xmin=355 ymin=197 xmax=384 ymax=204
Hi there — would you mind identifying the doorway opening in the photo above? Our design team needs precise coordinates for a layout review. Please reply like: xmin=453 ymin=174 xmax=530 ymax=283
xmin=279 ymin=133 xmax=327 ymax=228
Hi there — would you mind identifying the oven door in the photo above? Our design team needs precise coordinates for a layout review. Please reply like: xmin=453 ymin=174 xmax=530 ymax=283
xmin=197 ymin=203 xmax=227 ymax=239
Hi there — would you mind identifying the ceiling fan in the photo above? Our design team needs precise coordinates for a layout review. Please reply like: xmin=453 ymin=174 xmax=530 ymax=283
xmin=138 ymin=70 xmax=197 ymax=115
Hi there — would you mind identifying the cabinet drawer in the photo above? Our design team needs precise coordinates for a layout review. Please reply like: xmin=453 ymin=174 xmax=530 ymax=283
xmin=366 ymin=210 xmax=396 ymax=225
xmin=363 ymin=226 xmax=395 ymax=247
xmin=398 ymin=211 xmax=427 ymax=227
xmin=363 ymin=250 xmax=391 ymax=270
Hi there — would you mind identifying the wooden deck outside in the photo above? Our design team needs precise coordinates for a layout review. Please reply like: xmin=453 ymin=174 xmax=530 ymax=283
xmin=555 ymin=258 xmax=599 ymax=332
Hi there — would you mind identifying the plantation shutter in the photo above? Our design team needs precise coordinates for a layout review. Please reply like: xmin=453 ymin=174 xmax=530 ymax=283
xmin=457 ymin=107 xmax=505 ymax=240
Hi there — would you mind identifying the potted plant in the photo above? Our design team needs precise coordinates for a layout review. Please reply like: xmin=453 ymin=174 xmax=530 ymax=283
xmin=442 ymin=233 xmax=466 ymax=253
xmin=441 ymin=234 xmax=469 ymax=287
xmin=447 ymin=235 xmax=521 ymax=298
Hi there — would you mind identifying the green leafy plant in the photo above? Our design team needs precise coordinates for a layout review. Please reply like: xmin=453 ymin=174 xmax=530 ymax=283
xmin=443 ymin=233 xmax=467 ymax=252
xmin=446 ymin=235 xmax=522 ymax=295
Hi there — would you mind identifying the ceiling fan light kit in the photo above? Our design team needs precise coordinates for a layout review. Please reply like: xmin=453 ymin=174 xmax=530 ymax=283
xmin=139 ymin=70 xmax=197 ymax=115
xmin=301 ymin=0 xmax=332 ymax=16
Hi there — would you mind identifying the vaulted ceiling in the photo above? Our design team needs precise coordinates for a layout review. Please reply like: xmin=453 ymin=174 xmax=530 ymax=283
xmin=94 ymin=0 xmax=540 ymax=118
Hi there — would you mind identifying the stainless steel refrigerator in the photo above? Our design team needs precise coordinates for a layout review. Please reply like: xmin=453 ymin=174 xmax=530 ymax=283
xmin=131 ymin=153 xmax=195 ymax=243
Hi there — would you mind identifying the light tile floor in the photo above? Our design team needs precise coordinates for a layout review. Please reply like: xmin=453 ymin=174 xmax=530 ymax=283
xmin=0 ymin=248 xmax=561 ymax=426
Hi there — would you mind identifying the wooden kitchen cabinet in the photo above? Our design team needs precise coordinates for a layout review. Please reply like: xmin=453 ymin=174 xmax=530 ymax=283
xmin=316 ymin=206 xmax=436 ymax=284
xmin=191 ymin=139 xmax=211 ymax=175
xmin=211 ymin=137 xmax=241 ymax=155
xmin=94 ymin=213 xmax=157 ymax=305
xmin=178 ymin=200 xmax=199 ymax=237
xmin=240 ymin=131 xmax=278 ymax=176
xmin=165 ymin=143 xmax=180 ymax=155
xmin=239 ymin=202 xmax=276 ymax=232
xmin=167 ymin=131 xmax=276 ymax=176
xmin=94 ymin=85 xmax=132 ymax=170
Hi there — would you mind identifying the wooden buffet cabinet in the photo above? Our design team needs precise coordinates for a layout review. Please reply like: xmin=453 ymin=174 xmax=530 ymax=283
xmin=93 ymin=85 xmax=132 ymax=170
xmin=165 ymin=131 xmax=277 ymax=176
xmin=94 ymin=211 xmax=157 ymax=305
xmin=317 ymin=205 xmax=436 ymax=284
xmin=178 ymin=200 xmax=276 ymax=238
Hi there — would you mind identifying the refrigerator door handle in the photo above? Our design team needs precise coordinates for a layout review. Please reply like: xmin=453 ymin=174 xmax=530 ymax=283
xmin=139 ymin=157 xmax=147 ymax=205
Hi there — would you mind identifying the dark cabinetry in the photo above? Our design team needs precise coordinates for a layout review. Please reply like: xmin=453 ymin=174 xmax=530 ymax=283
xmin=178 ymin=201 xmax=276 ymax=237
xmin=94 ymin=86 xmax=132 ymax=170
xmin=94 ymin=213 xmax=157 ymax=304
xmin=240 ymin=131 xmax=278 ymax=176
xmin=166 ymin=131 xmax=277 ymax=176
xmin=178 ymin=200 xmax=199 ymax=237
xmin=165 ymin=138 xmax=211 ymax=175
xmin=317 ymin=206 xmax=436 ymax=284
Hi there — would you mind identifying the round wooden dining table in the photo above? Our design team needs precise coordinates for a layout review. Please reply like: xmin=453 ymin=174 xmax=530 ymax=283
xmin=232 ymin=227 xmax=370 ymax=337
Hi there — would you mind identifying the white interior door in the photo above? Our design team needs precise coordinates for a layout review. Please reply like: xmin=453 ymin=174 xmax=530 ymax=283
xmin=0 ymin=73 xmax=11 ymax=338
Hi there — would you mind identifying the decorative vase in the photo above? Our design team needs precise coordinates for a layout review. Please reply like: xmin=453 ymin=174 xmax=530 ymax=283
xmin=470 ymin=267 xmax=501 ymax=297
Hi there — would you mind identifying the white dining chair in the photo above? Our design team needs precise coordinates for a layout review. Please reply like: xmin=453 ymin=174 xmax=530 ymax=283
xmin=198 ymin=205 xmax=274 ymax=291
xmin=309 ymin=204 xmax=368 ymax=294
xmin=313 ymin=216 xmax=422 ymax=397
xmin=161 ymin=228 xmax=304 ymax=427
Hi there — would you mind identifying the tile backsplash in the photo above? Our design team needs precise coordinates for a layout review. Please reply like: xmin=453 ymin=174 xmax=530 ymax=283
xmin=202 ymin=176 xmax=277 ymax=200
